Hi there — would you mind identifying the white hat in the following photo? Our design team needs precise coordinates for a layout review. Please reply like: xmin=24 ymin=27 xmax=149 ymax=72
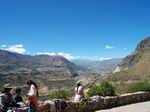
xmin=77 ymin=81 xmax=81 ymax=84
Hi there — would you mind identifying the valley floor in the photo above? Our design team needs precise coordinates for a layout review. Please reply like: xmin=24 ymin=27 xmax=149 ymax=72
xmin=96 ymin=101 xmax=150 ymax=112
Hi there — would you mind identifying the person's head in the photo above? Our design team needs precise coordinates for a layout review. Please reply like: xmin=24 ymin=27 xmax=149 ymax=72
xmin=26 ymin=80 xmax=34 ymax=87
xmin=3 ymin=84 xmax=13 ymax=94
xmin=76 ymin=81 xmax=82 ymax=87
xmin=16 ymin=87 xmax=21 ymax=96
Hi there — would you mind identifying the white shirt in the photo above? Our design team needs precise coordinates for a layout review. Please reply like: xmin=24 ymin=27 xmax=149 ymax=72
xmin=75 ymin=86 xmax=84 ymax=95
xmin=74 ymin=86 xmax=84 ymax=102
xmin=28 ymin=85 xmax=37 ymax=97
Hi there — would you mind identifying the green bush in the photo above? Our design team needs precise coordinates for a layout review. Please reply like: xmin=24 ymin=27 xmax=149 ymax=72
xmin=87 ymin=80 xmax=115 ymax=97
xmin=127 ymin=81 xmax=150 ymax=93
xmin=49 ymin=90 xmax=71 ymax=100
xmin=100 ymin=81 xmax=115 ymax=96
xmin=87 ymin=85 xmax=101 ymax=97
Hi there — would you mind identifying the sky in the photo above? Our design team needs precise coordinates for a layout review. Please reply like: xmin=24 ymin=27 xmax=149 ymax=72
xmin=0 ymin=0 xmax=150 ymax=60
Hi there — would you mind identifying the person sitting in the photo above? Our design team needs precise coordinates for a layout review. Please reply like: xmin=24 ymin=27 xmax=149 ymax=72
xmin=15 ymin=87 xmax=23 ymax=103
xmin=74 ymin=81 xmax=85 ymax=102
xmin=1 ymin=84 xmax=19 ymax=112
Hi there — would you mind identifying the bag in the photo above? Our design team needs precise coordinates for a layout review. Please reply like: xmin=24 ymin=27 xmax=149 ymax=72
xmin=54 ymin=100 xmax=68 ymax=110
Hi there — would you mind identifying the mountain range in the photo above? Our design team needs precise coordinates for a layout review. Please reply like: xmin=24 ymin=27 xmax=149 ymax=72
xmin=0 ymin=50 xmax=81 ymax=76
xmin=72 ymin=58 xmax=122 ymax=74
xmin=1 ymin=36 xmax=150 ymax=94
xmin=0 ymin=49 xmax=122 ymax=88
xmin=0 ymin=50 xmax=83 ymax=90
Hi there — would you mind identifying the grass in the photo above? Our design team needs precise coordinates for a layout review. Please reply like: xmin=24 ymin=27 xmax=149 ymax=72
xmin=127 ymin=81 xmax=150 ymax=93
xmin=87 ymin=80 xmax=115 ymax=97
xmin=111 ymin=80 xmax=150 ymax=95
xmin=49 ymin=90 xmax=72 ymax=100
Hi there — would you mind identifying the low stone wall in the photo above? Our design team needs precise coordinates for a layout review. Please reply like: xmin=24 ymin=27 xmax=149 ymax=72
xmin=66 ymin=92 xmax=150 ymax=112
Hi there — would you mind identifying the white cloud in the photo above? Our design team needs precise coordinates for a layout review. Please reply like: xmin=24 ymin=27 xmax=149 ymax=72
xmin=97 ymin=57 xmax=111 ymax=61
xmin=0 ymin=44 xmax=26 ymax=54
xmin=36 ymin=52 xmax=80 ymax=60
xmin=123 ymin=48 xmax=127 ymax=50
xmin=88 ymin=57 xmax=111 ymax=61
xmin=57 ymin=52 xmax=77 ymax=60
xmin=36 ymin=52 xmax=56 ymax=56
xmin=105 ymin=45 xmax=114 ymax=49
xmin=36 ymin=52 xmax=112 ymax=61
xmin=1 ymin=45 xmax=7 ymax=48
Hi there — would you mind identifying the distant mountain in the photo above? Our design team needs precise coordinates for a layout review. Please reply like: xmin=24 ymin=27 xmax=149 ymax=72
xmin=0 ymin=50 xmax=81 ymax=88
xmin=72 ymin=58 xmax=122 ymax=74
xmin=0 ymin=50 xmax=82 ymax=76
xmin=112 ymin=36 xmax=150 ymax=81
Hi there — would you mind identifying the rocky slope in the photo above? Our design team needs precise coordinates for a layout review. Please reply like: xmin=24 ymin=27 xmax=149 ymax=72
xmin=0 ymin=50 xmax=80 ymax=74
xmin=112 ymin=36 xmax=150 ymax=81
xmin=0 ymin=50 xmax=81 ymax=89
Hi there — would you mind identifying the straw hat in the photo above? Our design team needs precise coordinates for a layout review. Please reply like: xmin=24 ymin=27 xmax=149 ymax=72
xmin=3 ymin=84 xmax=13 ymax=89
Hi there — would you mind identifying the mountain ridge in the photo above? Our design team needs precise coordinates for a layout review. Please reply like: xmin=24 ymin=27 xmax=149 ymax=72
xmin=72 ymin=58 xmax=122 ymax=74
xmin=0 ymin=50 xmax=82 ymax=89
xmin=112 ymin=36 xmax=150 ymax=81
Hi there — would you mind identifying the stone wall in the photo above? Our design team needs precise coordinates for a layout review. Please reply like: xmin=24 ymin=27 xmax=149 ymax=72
xmin=66 ymin=92 xmax=150 ymax=112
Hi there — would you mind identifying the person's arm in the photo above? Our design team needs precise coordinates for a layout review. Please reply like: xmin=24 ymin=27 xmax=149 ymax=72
xmin=75 ymin=87 xmax=77 ymax=94
xmin=20 ymin=96 xmax=23 ymax=102
xmin=1 ymin=94 xmax=5 ymax=105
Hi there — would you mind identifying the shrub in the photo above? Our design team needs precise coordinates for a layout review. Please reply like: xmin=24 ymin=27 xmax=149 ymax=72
xmin=127 ymin=81 xmax=150 ymax=93
xmin=87 ymin=85 xmax=101 ymax=97
xmin=87 ymin=80 xmax=115 ymax=97
xmin=49 ymin=90 xmax=71 ymax=100
xmin=100 ymin=80 xmax=115 ymax=96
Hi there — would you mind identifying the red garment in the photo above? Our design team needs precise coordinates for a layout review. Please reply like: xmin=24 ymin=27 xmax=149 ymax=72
xmin=29 ymin=96 xmax=39 ymax=112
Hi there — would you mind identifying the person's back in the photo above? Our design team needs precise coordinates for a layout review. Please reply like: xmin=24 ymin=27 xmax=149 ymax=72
xmin=74 ymin=81 xmax=84 ymax=102
xmin=15 ymin=95 xmax=23 ymax=103
xmin=75 ymin=86 xmax=84 ymax=96
xmin=15 ymin=88 xmax=23 ymax=103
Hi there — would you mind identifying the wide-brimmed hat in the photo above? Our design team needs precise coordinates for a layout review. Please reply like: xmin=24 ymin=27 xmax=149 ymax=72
xmin=3 ymin=84 xmax=13 ymax=89
xmin=77 ymin=81 xmax=81 ymax=84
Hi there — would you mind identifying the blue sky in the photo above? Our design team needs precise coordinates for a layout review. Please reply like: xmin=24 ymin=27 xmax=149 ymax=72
xmin=0 ymin=0 xmax=150 ymax=60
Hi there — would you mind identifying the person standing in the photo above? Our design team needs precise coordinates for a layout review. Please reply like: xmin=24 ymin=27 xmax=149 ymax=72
xmin=26 ymin=80 xmax=39 ymax=112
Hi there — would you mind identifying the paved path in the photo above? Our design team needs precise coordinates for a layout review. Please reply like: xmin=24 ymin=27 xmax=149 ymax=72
xmin=96 ymin=101 xmax=150 ymax=112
